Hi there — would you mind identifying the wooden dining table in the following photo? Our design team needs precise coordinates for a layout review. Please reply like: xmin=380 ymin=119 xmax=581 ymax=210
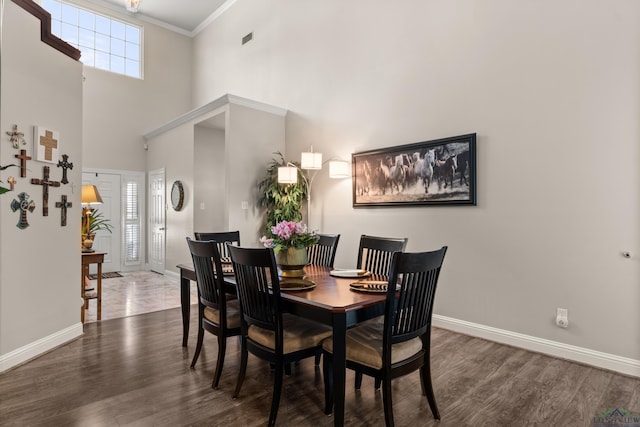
xmin=176 ymin=263 xmax=387 ymax=427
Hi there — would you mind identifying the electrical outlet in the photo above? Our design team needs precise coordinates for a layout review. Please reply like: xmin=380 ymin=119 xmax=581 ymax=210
xmin=556 ymin=308 xmax=569 ymax=328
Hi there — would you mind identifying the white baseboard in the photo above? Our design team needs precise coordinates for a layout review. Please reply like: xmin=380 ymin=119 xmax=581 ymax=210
xmin=0 ymin=323 xmax=83 ymax=373
xmin=432 ymin=314 xmax=640 ymax=378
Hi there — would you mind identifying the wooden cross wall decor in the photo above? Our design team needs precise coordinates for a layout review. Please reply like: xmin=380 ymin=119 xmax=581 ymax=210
xmin=15 ymin=149 xmax=31 ymax=178
xmin=39 ymin=130 xmax=58 ymax=162
xmin=57 ymin=154 xmax=73 ymax=184
xmin=10 ymin=192 xmax=36 ymax=229
xmin=55 ymin=195 xmax=72 ymax=226
xmin=31 ymin=166 xmax=60 ymax=216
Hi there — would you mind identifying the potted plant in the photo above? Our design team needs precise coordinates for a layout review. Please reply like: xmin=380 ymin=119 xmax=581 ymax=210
xmin=257 ymin=152 xmax=309 ymax=234
xmin=81 ymin=208 xmax=113 ymax=250
xmin=260 ymin=220 xmax=319 ymax=278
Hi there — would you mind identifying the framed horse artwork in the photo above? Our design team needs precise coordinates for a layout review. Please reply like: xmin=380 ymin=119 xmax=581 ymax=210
xmin=352 ymin=133 xmax=477 ymax=207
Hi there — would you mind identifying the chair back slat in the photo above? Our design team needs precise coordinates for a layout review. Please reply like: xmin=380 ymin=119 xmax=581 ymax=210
xmin=194 ymin=231 xmax=240 ymax=258
xmin=357 ymin=235 xmax=408 ymax=276
xmin=186 ymin=238 xmax=226 ymax=310
xmin=385 ymin=247 xmax=447 ymax=346
xmin=228 ymin=245 xmax=282 ymax=333
xmin=307 ymin=234 xmax=340 ymax=267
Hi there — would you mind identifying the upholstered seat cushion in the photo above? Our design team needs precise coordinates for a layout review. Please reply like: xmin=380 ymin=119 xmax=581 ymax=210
xmin=248 ymin=313 xmax=332 ymax=354
xmin=322 ymin=318 xmax=423 ymax=369
xmin=203 ymin=299 xmax=241 ymax=329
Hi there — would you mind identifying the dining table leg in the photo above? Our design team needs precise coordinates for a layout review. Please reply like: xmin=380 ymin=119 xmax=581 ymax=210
xmin=332 ymin=312 xmax=347 ymax=426
xmin=180 ymin=272 xmax=190 ymax=347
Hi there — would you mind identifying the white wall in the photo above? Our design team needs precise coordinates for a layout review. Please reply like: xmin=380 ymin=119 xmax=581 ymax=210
xmin=193 ymin=124 xmax=226 ymax=232
xmin=146 ymin=95 xmax=286 ymax=273
xmin=0 ymin=0 xmax=84 ymax=370
xmin=64 ymin=0 xmax=192 ymax=172
xmin=192 ymin=0 xmax=640 ymax=368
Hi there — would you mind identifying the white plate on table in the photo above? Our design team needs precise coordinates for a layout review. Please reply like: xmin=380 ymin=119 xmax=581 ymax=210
xmin=330 ymin=269 xmax=371 ymax=278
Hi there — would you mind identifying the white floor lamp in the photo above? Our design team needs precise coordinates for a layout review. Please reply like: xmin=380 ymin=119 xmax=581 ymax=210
xmin=278 ymin=147 xmax=350 ymax=228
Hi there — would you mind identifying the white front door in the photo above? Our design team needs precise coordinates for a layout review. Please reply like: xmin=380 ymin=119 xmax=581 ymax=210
xmin=148 ymin=169 xmax=165 ymax=273
xmin=82 ymin=172 xmax=121 ymax=273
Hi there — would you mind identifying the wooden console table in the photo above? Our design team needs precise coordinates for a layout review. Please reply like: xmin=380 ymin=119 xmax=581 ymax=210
xmin=81 ymin=252 xmax=105 ymax=323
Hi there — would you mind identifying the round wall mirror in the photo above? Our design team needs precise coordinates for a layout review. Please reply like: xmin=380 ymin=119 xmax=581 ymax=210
xmin=171 ymin=180 xmax=184 ymax=211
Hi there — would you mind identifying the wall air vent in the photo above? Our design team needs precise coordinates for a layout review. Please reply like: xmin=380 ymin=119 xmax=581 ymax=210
xmin=242 ymin=32 xmax=253 ymax=45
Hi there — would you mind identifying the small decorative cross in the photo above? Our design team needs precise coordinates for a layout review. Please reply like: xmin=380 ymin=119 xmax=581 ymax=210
xmin=7 ymin=176 xmax=16 ymax=191
xmin=6 ymin=125 xmax=26 ymax=149
xmin=15 ymin=150 xmax=31 ymax=178
xmin=55 ymin=194 xmax=72 ymax=226
xmin=57 ymin=154 xmax=73 ymax=185
xmin=39 ymin=130 xmax=58 ymax=162
xmin=31 ymin=166 xmax=61 ymax=216
xmin=10 ymin=192 xmax=36 ymax=229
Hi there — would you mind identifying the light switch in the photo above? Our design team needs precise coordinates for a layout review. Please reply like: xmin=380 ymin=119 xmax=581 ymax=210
xmin=200 ymin=202 xmax=205 ymax=210
xmin=241 ymin=201 xmax=248 ymax=210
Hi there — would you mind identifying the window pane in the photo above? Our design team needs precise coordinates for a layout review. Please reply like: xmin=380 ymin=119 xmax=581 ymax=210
xmin=111 ymin=21 xmax=126 ymax=40
xmin=80 ymin=48 xmax=95 ymax=67
xmin=95 ymin=33 xmax=110 ymax=53
xmin=111 ymin=38 xmax=125 ymax=57
xmin=60 ymin=3 xmax=78 ymax=25
xmin=125 ymin=59 xmax=139 ymax=78
xmin=125 ymin=42 xmax=139 ymax=61
xmin=95 ymin=51 xmax=110 ymax=70
xmin=60 ymin=22 xmax=78 ymax=45
xmin=79 ymin=28 xmax=94 ymax=49
xmin=110 ymin=55 xmax=125 ymax=74
xmin=50 ymin=20 xmax=62 ymax=38
xmin=125 ymin=25 xmax=140 ymax=43
xmin=43 ymin=0 xmax=61 ymax=20
xmin=95 ymin=15 xmax=110 ymax=36
xmin=79 ymin=10 xmax=95 ymax=31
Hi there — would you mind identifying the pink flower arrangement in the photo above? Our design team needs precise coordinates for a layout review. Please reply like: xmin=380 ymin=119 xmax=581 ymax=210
xmin=260 ymin=220 xmax=319 ymax=253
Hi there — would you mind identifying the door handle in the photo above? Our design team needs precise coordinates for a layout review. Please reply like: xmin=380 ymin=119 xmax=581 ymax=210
xmin=159 ymin=227 xmax=165 ymax=230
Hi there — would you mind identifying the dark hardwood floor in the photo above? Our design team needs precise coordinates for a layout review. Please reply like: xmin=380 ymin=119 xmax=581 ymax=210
xmin=1 ymin=307 xmax=638 ymax=426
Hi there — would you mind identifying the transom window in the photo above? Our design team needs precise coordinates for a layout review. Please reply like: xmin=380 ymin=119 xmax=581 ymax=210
xmin=41 ymin=0 xmax=142 ymax=78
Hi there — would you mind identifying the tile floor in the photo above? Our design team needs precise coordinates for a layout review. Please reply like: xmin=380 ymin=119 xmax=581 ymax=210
xmin=83 ymin=270 xmax=198 ymax=323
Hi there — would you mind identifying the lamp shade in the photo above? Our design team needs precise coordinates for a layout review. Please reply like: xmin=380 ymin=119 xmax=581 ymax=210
xmin=301 ymin=151 xmax=322 ymax=170
xmin=82 ymin=185 xmax=103 ymax=204
xmin=277 ymin=166 xmax=298 ymax=184
xmin=329 ymin=160 xmax=350 ymax=178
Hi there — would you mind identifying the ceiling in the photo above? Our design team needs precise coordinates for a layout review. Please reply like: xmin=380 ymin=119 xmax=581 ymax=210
xmin=92 ymin=0 xmax=231 ymax=34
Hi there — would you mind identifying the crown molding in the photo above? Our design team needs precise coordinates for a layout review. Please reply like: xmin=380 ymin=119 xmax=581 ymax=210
xmin=191 ymin=0 xmax=237 ymax=37
xmin=144 ymin=94 xmax=287 ymax=140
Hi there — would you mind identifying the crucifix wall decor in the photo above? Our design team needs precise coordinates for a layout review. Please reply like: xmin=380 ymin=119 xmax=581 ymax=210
xmin=57 ymin=154 xmax=73 ymax=184
xmin=55 ymin=194 xmax=72 ymax=226
xmin=34 ymin=126 xmax=60 ymax=164
xmin=15 ymin=149 xmax=31 ymax=177
xmin=10 ymin=192 xmax=36 ymax=229
xmin=31 ymin=166 xmax=61 ymax=216
xmin=6 ymin=124 xmax=26 ymax=149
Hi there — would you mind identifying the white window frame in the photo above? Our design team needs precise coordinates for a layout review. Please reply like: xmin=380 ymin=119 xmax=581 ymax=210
xmin=121 ymin=172 xmax=145 ymax=269
xmin=40 ymin=0 xmax=143 ymax=79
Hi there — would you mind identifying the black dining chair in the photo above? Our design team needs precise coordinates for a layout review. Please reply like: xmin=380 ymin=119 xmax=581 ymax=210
xmin=357 ymin=234 xmax=408 ymax=276
xmin=227 ymin=245 xmax=332 ymax=427
xmin=307 ymin=233 xmax=340 ymax=268
xmin=323 ymin=247 xmax=448 ymax=427
xmin=186 ymin=237 xmax=242 ymax=389
xmin=194 ymin=230 xmax=240 ymax=259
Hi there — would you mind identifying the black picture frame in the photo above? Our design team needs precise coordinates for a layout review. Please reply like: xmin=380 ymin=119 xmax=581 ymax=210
xmin=352 ymin=133 xmax=476 ymax=207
